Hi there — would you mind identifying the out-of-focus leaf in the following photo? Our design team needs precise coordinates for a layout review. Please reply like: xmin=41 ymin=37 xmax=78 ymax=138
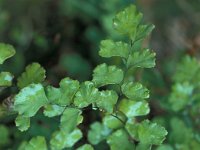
xmin=0 ymin=72 xmax=14 ymax=87
xmin=88 ymin=122 xmax=111 ymax=145
xmin=23 ymin=136 xmax=47 ymax=150
xmin=107 ymin=129 xmax=135 ymax=150
xmin=43 ymin=104 xmax=65 ymax=117
xmin=50 ymin=128 xmax=82 ymax=150
xmin=0 ymin=43 xmax=15 ymax=64
xmin=60 ymin=108 xmax=82 ymax=133
xmin=15 ymin=115 xmax=30 ymax=132
xmin=77 ymin=144 xmax=94 ymax=150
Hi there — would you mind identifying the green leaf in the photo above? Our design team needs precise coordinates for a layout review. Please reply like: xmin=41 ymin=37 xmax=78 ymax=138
xmin=74 ymin=81 xmax=99 ymax=108
xmin=0 ymin=125 xmax=9 ymax=146
xmin=46 ymin=78 xmax=80 ymax=105
xmin=135 ymin=24 xmax=155 ymax=41
xmin=43 ymin=104 xmax=65 ymax=117
xmin=107 ymin=129 xmax=135 ymax=150
xmin=92 ymin=63 xmax=124 ymax=87
xmin=14 ymin=84 xmax=48 ymax=117
xmin=0 ymin=72 xmax=14 ymax=87
xmin=127 ymin=120 xmax=167 ymax=145
xmin=118 ymin=99 xmax=150 ymax=118
xmin=77 ymin=144 xmax=94 ymax=150
xmin=169 ymin=82 xmax=194 ymax=111
xmin=99 ymin=40 xmax=129 ymax=58
xmin=23 ymin=136 xmax=47 ymax=150
xmin=88 ymin=122 xmax=111 ymax=145
xmin=97 ymin=90 xmax=118 ymax=113
xmin=60 ymin=108 xmax=82 ymax=133
xmin=0 ymin=43 xmax=15 ymax=64
xmin=50 ymin=128 xmax=82 ymax=150
xmin=127 ymin=49 xmax=156 ymax=68
xmin=113 ymin=5 xmax=143 ymax=40
xmin=15 ymin=115 xmax=30 ymax=132
xmin=17 ymin=63 xmax=46 ymax=89
xmin=122 ymin=82 xmax=149 ymax=100
xmin=103 ymin=114 xmax=124 ymax=129
xmin=156 ymin=144 xmax=173 ymax=150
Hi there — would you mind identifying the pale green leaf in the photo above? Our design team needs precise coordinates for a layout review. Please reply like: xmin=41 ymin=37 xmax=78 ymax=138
xmin=15 ymin=115 xmax=30 ymax=132
xmin=122 ymin=82 xmax=149 ymax=100
xmin=88 ymin=122 xmax=111 ymax=145
xmin=97 ymin=90 xmax=118 ymax=113
xmin=99 ymin=40 xmax=129 ymax=58
xmin=92 ymin=63 xmax=124 ymax=87
xmin=127 ymin=49 xmax=156 ymax=68
xmin=14 ymin=84 xmax=48 ymax=117
xmin=118 ymin=99 xmax=150 ymax=118
xmin=74 ymin=81 xmax=99 ymax=108
xmin=17 ymin=63 xmax=46 ymax=89
xmin=46 ymin=78 xmax=79 ymax=105
xmin=24 ymin=136 xmax=47 ymax=150
xmin=0 ymin=72 xmax=14 ymax=87
xmin=0 ymin=43 xmax=15 ymax=64
xmin=113 ymin=5 xmax=143 ymax=40
xmin=107 ymin=129 xmax=135 ymax=150
xmin=50 ymin=128 xmax=82 ymax=150
xmin=60 ymin=108 xmax=82 ymax=133
xmin=77 ymin=144 xmax=94 ymax=150
xmin=43 ymin=104 xmax=65 ymax=117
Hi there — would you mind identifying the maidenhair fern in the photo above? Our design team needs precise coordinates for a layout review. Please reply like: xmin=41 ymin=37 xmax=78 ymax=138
xmin=0 ymin=5 xmax=167 ymax=150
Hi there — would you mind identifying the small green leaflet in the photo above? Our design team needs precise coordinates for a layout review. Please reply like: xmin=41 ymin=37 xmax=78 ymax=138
xmin=122 ymin=82 xmax=149 ymax=100
xmin=15 ymin=115 xmax=30 ymax=132
xmin=17 ymin=63 xmax=46 ymax=89
xmin=14 ymin=84 xmax=48 ymax=117
xmin=60 ymin=108 xmax=82 ymax=133
xmin=135 ymin=24 xmax=155 ymax=41
xmin=169 ymin=82 xmax=194 ymax=112
xmin=127 ymin=49 xmax=156 ymax=68
xmin=107 ymin=129 xmax=135 ymax=150
xmin=126 ymin=120 xmax=168 ymax=145
xmin=88 ymin=122 xmax=111 ymax=145
xmin=113 ymin=5 xmax=143 ymax=40
xmin=0 ymin=72 xmax=14 ymax=87
xmin=118 ymin=99 xmax=150 ymax=118
xmin=103 ymin=114 xmax=124 ymax=129
xmin=96 ymin=90 xmax=118 ymax=113
xmin=0 ymin=43 xmax=15 ymax=64
xmin=92 ymin=63 xmax=124 ymax=87
xmin=50 ymin=128 xmax=82 ymax=150
xmin=22 ymin=136 xmax=47 ymax=150
xmin=77 ymin=144 xmax=94 ymax=150
xmin=46 ymin=77 xmax=80 ymax=105
xmin=99 ymin=40 xmax=129 ymax=58
xmin=43 ymin=104 xmax=65 ymax=117
xmin=74 ymin=81 xmax=99 ymax=108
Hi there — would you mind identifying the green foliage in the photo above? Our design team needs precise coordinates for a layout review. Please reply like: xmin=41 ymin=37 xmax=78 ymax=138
xmin=0 ymin=43 xmax=15 ymax=64
xmin=0 ymin=4 xmax=167 ymax=150
xmin=0 ymin=72 xmax=14 ymax=87
xmin=17 ymin=63 xmax=46 ymax=89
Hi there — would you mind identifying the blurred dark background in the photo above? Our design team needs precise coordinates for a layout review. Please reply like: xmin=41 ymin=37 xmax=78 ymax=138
xmin=0 ymin=0 xmax=200 ymax=149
